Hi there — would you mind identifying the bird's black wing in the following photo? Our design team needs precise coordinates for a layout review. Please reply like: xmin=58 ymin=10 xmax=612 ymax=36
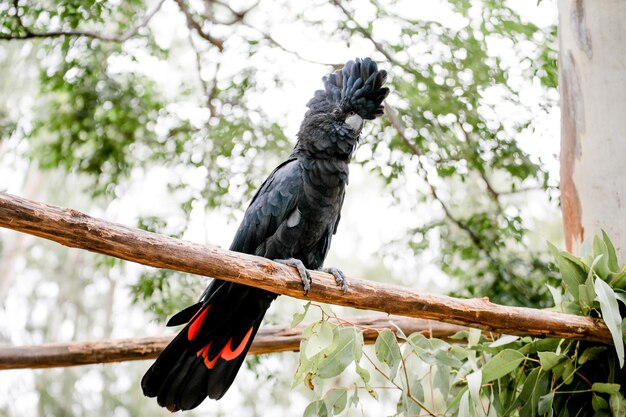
xmin=229 ymin=157 xmax=302 ymax=255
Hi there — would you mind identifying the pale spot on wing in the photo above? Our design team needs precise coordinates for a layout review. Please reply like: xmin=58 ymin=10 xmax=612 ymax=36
xmin=286 ymin=208 xmax=301 ymax=228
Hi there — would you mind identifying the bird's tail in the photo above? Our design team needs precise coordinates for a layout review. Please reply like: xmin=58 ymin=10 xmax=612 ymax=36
xmin=141 ymin=281 xmax=275 ymax=411
xmin=307 ymin=57 xmax=389 ymax=120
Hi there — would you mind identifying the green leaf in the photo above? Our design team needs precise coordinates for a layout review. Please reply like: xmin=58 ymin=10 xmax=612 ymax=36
xmin=538 ymin=392 xmax=554 ymax=415
xmin=323 ymin=388 xmax=348 ymax=415
xmin=489 ymin=335 xmax=520 ymax=348
xmin=547 ymin=284 xmax=563 ymax=310
xmin=291 ymin=302 xmax=310 ymax=327
xmin=561 ymin=360 xmax=575 ymax=385
xmin=434 ymin=349 xmax=463 ymax=368
xmin=458 ymin=390 xmax=470 ymax=417
xmin=304 ymin=400 xmax=326 ymax=417
xmin=594 ymin=278 xmax=625 ymax=367
xmin=374 ymin=329 xmax=402 ymax=379
xmin=592 ymin=236 xmax=611 ymax=281
xmin=482 ymin=349 xmax=525 ymax=383
xmin=305 ymin=321 xmax=335 ymax=358
xmin=579 ymin=346 xmax=607 ymax=364
xmin=592 ymin=393 xmax=610 ymax=413
xmin=519 ymin=368 xmax=550 ymax=417
xmin=317 ymin=327 xmax=359 ymax=378
xmin=549 ymin=243 xmax=587 ymax=299
xmin=355 ymin=361 xmax=370 ymax=383
xmin=614 ymin=291 xmax=626 ymax=306
xmin=433 ymin=365 xmax=451 ymax=399
xmin=609 ymin=271 xmax=626 ymax=290
xmin=538 ymin=351 xmax=565 ymax=370
xmin=579 ymin=283 xmax=593 ymax=313
xmin=592 ymin=383 xmax=621 ymax=395
xmin=594 ymin=237 xmax=612 ymax=279
xmin=602 ymin=230 xmax=620 ymax=273
xmin=610 ymin=392 xmax=626 ymax=417
xmin=467 ymin=370 xmax=483 ymax=415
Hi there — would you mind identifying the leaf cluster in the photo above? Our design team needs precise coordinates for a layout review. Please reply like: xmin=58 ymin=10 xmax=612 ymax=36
xmin=294 ymin=233 xmax=626 ymax=417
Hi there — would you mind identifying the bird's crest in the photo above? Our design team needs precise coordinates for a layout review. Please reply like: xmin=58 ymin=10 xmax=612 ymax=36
xmin=307 ymin=57 xmax=390 ymax=120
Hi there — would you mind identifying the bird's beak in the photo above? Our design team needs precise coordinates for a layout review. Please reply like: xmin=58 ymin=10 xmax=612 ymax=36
xmin=345 ymin=114 xmax=363 ymax=133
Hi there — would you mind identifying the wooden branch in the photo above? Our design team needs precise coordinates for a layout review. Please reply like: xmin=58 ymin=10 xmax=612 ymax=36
xmin=0 ymin=317 xmax=465 ymax=370
xmin=0 ymin=192 xmax=613 ymax=344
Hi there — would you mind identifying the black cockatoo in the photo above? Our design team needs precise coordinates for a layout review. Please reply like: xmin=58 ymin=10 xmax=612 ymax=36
xmin=141 ymin=57 xmax=389 ymax=411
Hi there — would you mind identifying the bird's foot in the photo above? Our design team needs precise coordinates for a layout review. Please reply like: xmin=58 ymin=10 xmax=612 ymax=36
xmin=319 ymin=266 xmax=349 ymax=293
xmin=274 ymin=258 xmax=312 ymax=294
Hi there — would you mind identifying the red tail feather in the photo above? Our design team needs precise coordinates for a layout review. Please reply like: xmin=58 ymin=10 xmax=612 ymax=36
xmin=187 ymin=306 xmax=211 ymax=341
xmin=195 ymin=326 xmax=254 ymax=369
xmin=221 ymin=327 xmax=253 ymax=361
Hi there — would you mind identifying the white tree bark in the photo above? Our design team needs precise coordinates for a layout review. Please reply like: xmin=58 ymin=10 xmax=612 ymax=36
xmin=558 ymin=0 xmax=626 ymax=256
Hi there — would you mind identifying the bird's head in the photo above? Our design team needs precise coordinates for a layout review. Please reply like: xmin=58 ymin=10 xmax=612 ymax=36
xmin=332 ymin=107 xmax=364 ymax=133
xmin=297 ymin=57 xmax=389 ymax=158
xmin=304 ymin=57 xmax=390 ymax=126
xmin=326 ymin=57 xmax=390 ymax=122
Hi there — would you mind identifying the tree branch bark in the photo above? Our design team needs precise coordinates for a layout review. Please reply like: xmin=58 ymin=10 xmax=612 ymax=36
xmin=0 ymin=192 xmax=612 ymax=344
xmin=0 ymin=317 xmax=465 ymax=370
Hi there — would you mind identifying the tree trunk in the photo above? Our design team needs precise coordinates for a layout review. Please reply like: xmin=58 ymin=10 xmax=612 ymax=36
xmin=559 ymin=0 xmax=626 ymax=256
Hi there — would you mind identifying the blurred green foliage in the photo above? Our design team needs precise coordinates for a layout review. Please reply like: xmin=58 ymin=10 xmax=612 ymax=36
xmin=0 ymin=0 xmax=561 ymax=415
xmin=1 ymin=0 xmax=559 ymax=312
xmin=296 ymin=233 xmax=626 ymax=417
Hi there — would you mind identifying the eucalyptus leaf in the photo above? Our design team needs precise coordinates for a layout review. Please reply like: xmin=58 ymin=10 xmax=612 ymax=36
xmin=538 ymin=351 xmax=564 ymax=370
xmin=602 ymin=230 xmax=620 ymax=273
xmin=482 ymin=349 xmax=525 ymax=382
xmin=305 ymin=321 xmax=335 ymax=358
xmin=549 ymin=243 xmax=587 ymax=300
xmin=610 ymin=392 xmax=626 ymax=417
xmin=595 ymin=278 xmax=625 ymax=367
xmin=467 ymin=370 xmax=483 ymax=416
xmin=538 ymin=392 xmax=554 ymax=415
xmin=458 ymin=390 xmax=470 ymax=417
xmin=592 ymin=393 xmax=610 ymax=413
xmin=519 ymin=368 xmax=549 ymax=417
xmin=291 ymin=302 xmax=311 ymax=327
xmin=592 ymin=383 xmax=621 ymax=395
xmin=317 ymin=327 xmax=359 ymax=378
xmin=579 ymin=346 xmax=607 ymax=364
xmin=323 ymin=388 xmax=348 ymax=415
xmin=593 ymin=238 xmax=612 ymax=279
xmin=489 ymin=335 xmax=520 ymax=348
xmin=374 ymin=329 xmax=402 ymax=379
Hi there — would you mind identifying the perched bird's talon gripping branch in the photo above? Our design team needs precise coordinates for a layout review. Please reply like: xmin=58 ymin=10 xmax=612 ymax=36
xmin=141 ymin=58 xmax=390 ymax=411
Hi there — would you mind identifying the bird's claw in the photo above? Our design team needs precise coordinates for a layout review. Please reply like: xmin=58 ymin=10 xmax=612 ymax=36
xmin=274 ymin=258 xmax=312 ymax=294
xmin=320 ymin=266 xmax=349 ymax=293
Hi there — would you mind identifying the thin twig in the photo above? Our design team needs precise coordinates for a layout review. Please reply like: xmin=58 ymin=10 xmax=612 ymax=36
xmin=187 ymin=31 xmax=219 ymax=117
xmin=329 ymin=0 xmax=396 ymax=64
xmin=242 ymin=23 xmax=340 ymax=66
xmin=206 ymin=0 xmax=259 ymax=25
xmin=385 ymin=104 xmax=486 ymax=249
xmin=174 ymin=0 xmax=225 ymax=51
xmin=2 ymin=0 xmax=166 ymax=42
xmin=362 ymin=349 xmax=437 ymax=416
